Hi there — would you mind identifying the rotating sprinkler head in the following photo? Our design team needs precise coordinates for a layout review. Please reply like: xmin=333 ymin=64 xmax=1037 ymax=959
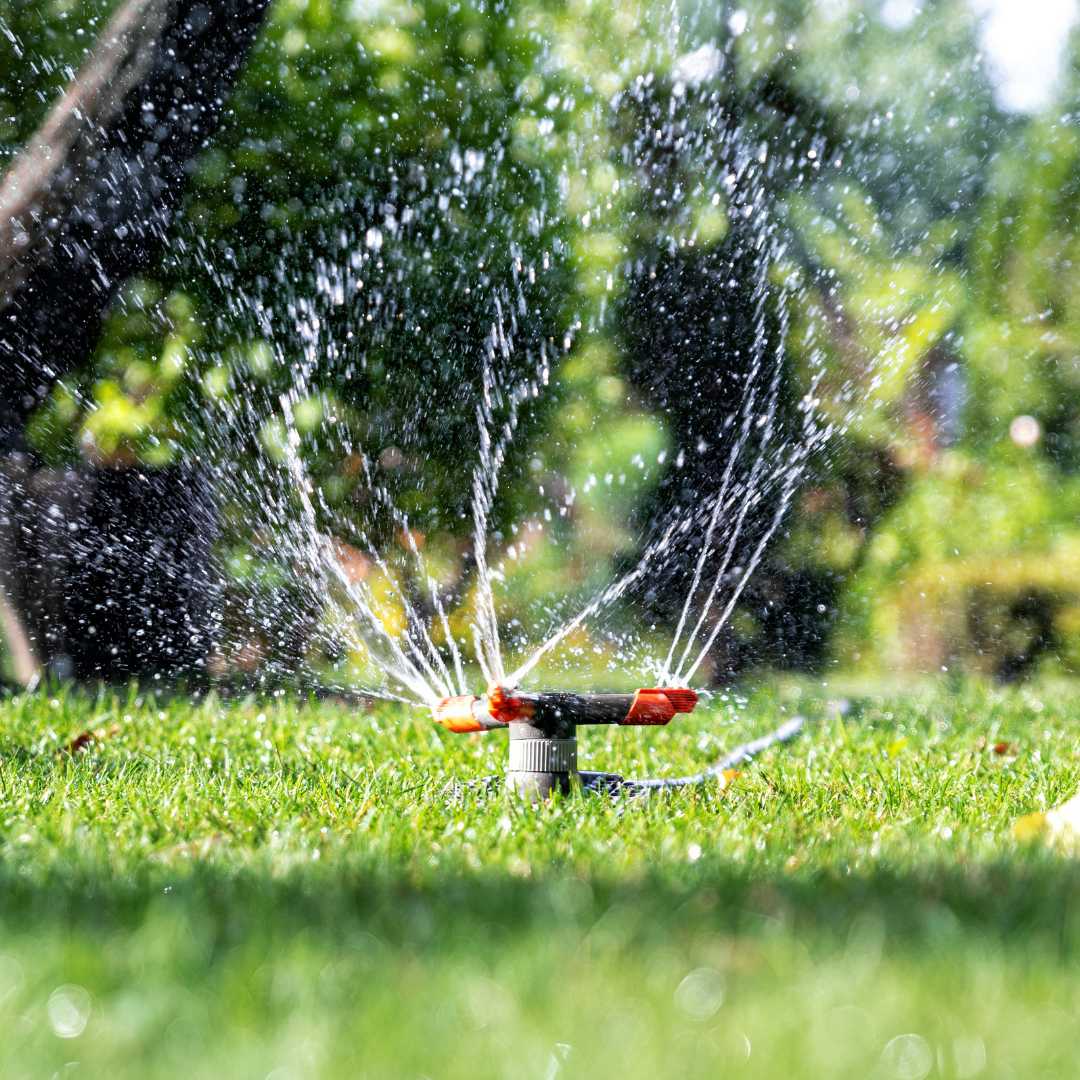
xmin=433 ymin=684 xmax=698 ymax=798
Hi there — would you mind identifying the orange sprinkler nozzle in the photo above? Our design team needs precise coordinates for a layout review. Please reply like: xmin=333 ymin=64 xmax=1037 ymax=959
xmin=432 ymin=695 xmax=485 ymax=732
xmin=622 ymin=687 xmax=699 ymax=726
xmin=432 ymin=694 xmax=510 ymax=733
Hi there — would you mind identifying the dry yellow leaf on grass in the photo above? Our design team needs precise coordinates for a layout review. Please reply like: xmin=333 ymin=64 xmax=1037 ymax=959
xmin=1012 ymin=812 xmax=1047 ymax=842
xmin=1014 ymin=789 xmax=1080 ymax=849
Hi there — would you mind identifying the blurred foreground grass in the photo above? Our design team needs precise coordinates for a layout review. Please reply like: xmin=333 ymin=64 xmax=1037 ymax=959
xmin=1 ymin=681 xmax=1079 ymax=1078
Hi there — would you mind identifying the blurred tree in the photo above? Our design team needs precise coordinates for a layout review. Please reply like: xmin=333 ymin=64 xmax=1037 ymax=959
xmin=606 ymin=0 xmax=1012 ymax=679
xmin=0 ymin=0 xmax=270 ymax=682
xmin=754 ymin=0 xmax=1050 ymax=679
xmin=837 ymin=85 xmax=1080 ymax=679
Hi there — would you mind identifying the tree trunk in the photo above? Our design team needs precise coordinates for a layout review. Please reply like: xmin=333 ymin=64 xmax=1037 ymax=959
xmin=0 ymin=0 xmax=271 ymax=447
xmin=0 ymin=460 xmax=219 ymax=682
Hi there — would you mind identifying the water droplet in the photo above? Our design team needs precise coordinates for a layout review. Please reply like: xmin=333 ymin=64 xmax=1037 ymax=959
xmin=880 ymin=1034 xmax=933 ymax=1080
xmin=47 ymin=984 xmax=91 ymax=1039
xmin=674 ymin=968 xmax=725 ymax=1020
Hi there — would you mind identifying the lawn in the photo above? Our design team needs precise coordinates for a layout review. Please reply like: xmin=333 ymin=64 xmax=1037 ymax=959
xmin=1 ymin=680 xmax=1079 ymax=1078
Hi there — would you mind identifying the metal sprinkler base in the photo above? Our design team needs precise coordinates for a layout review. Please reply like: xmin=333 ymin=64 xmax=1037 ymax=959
xmin=433 ymin=685 xmax=698 ymax=801
xmin=508 ymin=722 xmax=577 ymax=799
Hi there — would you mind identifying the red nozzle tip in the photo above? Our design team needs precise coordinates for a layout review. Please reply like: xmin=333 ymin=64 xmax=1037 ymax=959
xmin=623 ymin=687 xmax=698 ymax=726
xmin=661 ymin=687 xmax=698 ymax=713
xmin=486 ymin=684 xmax=534 ymax=724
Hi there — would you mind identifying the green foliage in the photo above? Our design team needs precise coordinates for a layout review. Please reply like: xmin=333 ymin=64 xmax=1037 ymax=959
xmin=966 ymin=115 xmax=1080 ymax=467
xmin=26 ymin=280 xmax=202 ymax=466
xmin=0 ymin=1 xmax=114 ymax=153
xmin=827 ymin=91 xmax=1080 ymax=678
xmin=836 ymin=455 xmax=1080 ymax=675
xmin=789 ymin=0 xmax=1006 ymax=234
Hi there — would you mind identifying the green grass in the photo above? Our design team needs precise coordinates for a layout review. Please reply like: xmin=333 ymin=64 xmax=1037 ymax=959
xmin=1 ymin=680 xmax=1079 ymax=1078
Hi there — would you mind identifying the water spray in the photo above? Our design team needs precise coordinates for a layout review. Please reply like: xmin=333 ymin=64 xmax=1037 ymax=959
xmin=433 ymin=684 xmax=698 ymax=797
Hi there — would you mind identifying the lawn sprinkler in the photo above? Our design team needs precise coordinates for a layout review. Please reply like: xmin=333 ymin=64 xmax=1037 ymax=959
xmin=433 ymin=684 xmax=698 ymax=798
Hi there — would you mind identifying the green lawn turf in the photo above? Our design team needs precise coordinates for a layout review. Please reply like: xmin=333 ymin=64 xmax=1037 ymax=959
xmin=1 ymin=680 xmax=1079 ymax=1078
